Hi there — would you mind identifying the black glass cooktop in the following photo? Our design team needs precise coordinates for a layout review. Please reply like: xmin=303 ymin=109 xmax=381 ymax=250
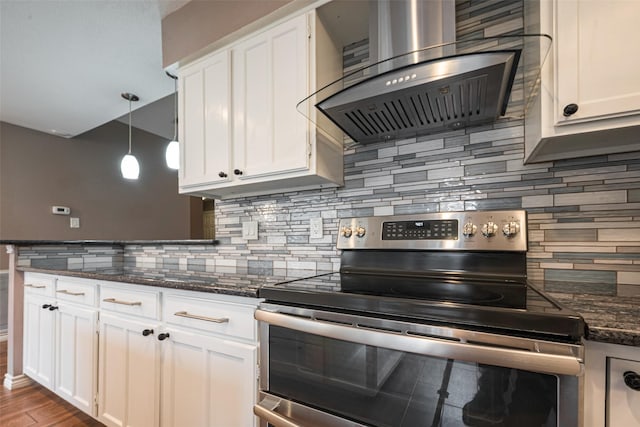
xmin=259 ymin=272 xmax=585 ymax=342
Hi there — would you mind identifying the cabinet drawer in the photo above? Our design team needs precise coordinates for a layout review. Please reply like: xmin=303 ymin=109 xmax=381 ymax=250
xmin=23 ymin=273 xmax=55 ymax=297
xmin=100 ymin=284 xmax=160 ymax=320
xmin=164 ymin=294 xmax=256 ymax=341
xmin=608 ymin=357 xmax=640 ymax=426
xmin=55 ymin=278 xmax=97 ymax=306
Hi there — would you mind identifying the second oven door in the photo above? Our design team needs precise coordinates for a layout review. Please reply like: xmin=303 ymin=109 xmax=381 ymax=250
xmin=256 ymin=308 xmax=582 ymax=427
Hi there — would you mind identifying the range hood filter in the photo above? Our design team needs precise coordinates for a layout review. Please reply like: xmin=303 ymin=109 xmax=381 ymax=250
xmin=317 ymin=51 xmax=521 ymax=144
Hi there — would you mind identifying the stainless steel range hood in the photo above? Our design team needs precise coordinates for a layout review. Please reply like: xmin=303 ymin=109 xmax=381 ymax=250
xmin=299 ymin=1 xmax=551 ymax=145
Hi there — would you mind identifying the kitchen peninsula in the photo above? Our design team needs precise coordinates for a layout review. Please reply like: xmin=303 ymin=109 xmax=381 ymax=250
xmin=1 ymin=239 xmax=278 ymax=427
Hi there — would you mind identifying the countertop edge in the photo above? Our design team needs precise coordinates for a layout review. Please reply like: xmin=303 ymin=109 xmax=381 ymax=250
xmin=19 ymin=267 xmax=259 ymax=299
xmin=2 ymin=239 xmax=219 ymax=246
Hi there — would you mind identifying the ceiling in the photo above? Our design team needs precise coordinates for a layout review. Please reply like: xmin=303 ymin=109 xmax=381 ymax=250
xmin=0 ymin=0 xmax=189 ymax=140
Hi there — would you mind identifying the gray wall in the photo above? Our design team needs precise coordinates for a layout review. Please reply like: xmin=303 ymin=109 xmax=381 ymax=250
xmin=0 ymin=121 xmax=195 ymax=244
xmin=161 ymin=0 xmax=293 ymax=67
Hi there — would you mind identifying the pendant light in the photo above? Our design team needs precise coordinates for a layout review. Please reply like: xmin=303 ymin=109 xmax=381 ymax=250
xmin=120 ymin=92 xmax=140 ymax=180
xmin=165 ymin=71 xmax=179 ymax=170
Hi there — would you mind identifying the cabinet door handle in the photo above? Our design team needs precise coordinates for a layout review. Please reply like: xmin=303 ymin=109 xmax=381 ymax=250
xmin=48 ymin=306 xmax=59 ymax=311
xmin=57 ymin=289 xmax=85 ymax=296
xmin=42 ymin=304 xmax=51 ymax=309
xmin=562 ymin=103 xmax=579 ymax=117
xmin=157 ymin=333 xmax=170 ymax=341
xmin=102 ymin=297 xmax=142 ymax=306
xmin=218 ymin=171 xmax=228 ymax=178
xmin=233 ymin=169 xmax=243 ymax=176
xmin=174 ymin=311 xmax=229 ymax=324
xmin=25 ymin=284 xmax=47 ymax=289
xmin=624 ymin=371 xmax=640 ymax=391
xmin=142 ymin=329 xmax=154 ymax=337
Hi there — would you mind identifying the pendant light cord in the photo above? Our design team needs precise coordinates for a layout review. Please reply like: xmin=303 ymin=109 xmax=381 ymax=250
xmin=172 ymin=76 xmax=178 ymax=141
xmin=128 ymin=97 xmax=133 ymax=154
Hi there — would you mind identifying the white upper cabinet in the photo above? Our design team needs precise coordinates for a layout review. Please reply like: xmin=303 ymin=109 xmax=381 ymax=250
xmin=524 ymin=0 xmax=640 ymax=163
xmin=179 ymin=50 xmax=232 ymax=188
xmin=233 ymin=13 xmax=310 ymax=179
xmin=177 ymin=10 xmax=343 ymax=199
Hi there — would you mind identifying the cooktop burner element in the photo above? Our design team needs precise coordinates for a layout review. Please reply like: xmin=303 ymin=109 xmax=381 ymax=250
xmin=259 ymin=210 xmax=585 ymax=342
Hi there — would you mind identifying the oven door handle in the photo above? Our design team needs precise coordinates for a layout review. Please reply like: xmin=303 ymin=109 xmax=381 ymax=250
xmin=255 ymin=309 xmax=583 ymax=376
xmin=254 ymin=394 xmax=303 ymax=427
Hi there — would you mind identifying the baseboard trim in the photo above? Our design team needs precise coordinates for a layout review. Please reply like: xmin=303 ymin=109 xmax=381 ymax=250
xmin=3 ymin=373 xmax=32 ymax=390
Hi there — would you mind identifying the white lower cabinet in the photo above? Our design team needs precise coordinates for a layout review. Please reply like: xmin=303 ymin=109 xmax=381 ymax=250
xmin=23 ymin=292 xmax=56 ymax=390
xmin=23 ymin=273 xmax=98 ymax=416
xmin=584 ymin=341 xmax=640 ymax=427
xmin=55 ymin=302 xmax=98 ymax=415
xmin=161 ymin=327 xmax=258 ymax=427
xmin=98 ymin=312 xmax=161 ymax=427
xmin=23 ymin=275 xmax=261 ymax=427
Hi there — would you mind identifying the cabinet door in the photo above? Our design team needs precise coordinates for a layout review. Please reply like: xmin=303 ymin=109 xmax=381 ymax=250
xmin=55 ymin=303 xmax=98 ymax=416
xmin=555 ymin=0 xmax=640 ymax=124
xmin=98 ymin=313 xmax=160 ymax=427
xmin=179 ymin=50 xmax=232 ymax=188
xmin=233 ymin=13 xmax=310 ymax=179
xmin=608 ymin=357 xmax=640 ymax=427
xmin=161 ymin=328 xmax=258 ymax=427
xmin=23 ymin=294 xmax=56 ymax=390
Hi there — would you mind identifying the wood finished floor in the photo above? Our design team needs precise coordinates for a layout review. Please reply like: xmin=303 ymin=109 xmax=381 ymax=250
xmin=0 ymin=341 xmax=104 ymax=426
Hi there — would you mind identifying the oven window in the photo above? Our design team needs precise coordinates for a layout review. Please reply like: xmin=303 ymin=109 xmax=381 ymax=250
xmin=268 ymin=326 xmax=559 ymax=427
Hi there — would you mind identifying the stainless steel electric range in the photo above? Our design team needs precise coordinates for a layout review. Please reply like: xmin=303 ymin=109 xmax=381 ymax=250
xmin=255 ymin=210 xmax=586 ymax=427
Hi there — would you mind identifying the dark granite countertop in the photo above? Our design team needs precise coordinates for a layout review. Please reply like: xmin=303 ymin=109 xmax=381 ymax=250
xmin=551 ymin=293 xmax=640 ymax=347
xmin=2 ymin=239 xmax=219 ymax=245
xmin=18 ymin=266 xmax=321 ymax=299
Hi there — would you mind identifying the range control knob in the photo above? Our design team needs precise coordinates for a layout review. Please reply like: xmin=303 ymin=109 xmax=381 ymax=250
xmin=355 ymin=226 xmax=366 ymax=238
xmin=481 ymin=222 xmax=498 ymax=237
xmin=341 ymin=227 xmax=353 ymax=238
xmin=502 ymin=221 xmax=520 ymax=237
xmin=462 ymin=222 xmax=477 ymax=237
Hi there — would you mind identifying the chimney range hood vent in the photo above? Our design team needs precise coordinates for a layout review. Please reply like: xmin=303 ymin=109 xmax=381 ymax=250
xmin=298 ymin=1 xmax=551 ymax=145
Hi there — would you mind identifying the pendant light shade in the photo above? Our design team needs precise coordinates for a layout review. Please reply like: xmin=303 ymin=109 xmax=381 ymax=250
xmin=165 ymin=71 xmax=179 ymax=170
xmin=120 ymin=154 xmax=140 ymax=179
xmin=120 ymin=92 xmax=140 ymax=180
xmin=165 ymin=140 xmax=179 ymax=169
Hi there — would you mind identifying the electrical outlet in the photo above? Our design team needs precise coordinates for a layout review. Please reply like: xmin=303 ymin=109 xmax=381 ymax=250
xmin=242 ymin=221 xmax=258 ymax=240
xmin=70 ymin=217 xmax=80 ymax=228
xmin=310 ymin=217 xmax=323 ymax=239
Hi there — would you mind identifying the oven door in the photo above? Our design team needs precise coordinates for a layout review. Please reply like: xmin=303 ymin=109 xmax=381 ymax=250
xmin=255 ymin=304 xmax=584 ymax=427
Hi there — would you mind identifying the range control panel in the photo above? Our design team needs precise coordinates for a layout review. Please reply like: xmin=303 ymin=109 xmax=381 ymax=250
xmin=337 ymin=210 xmax=527 ymax=251
xmin=382 ymin=220 xmax=458 ymax=240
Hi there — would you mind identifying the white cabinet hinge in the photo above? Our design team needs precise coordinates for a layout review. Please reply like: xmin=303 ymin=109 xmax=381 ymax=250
xmin=256 ymin=364 xmax=260 ymax=381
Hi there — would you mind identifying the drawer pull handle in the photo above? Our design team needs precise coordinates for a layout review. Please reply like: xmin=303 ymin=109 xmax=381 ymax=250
xmin=25 ymin=284 xmax=47 ymax=289
xmin=57 ymin=289 xmax=85 ymax=296
xmin=103 ymin=297 xmax=142 ymax=306
xmin=174 ymin=311 xmax=229 ymax=324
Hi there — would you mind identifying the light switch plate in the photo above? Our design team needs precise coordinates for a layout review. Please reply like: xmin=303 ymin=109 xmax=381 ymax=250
xmin=242 ymin=221 xmax=258 ymax=240
xmin=310 ymin=217 xmax=323 ymax=239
